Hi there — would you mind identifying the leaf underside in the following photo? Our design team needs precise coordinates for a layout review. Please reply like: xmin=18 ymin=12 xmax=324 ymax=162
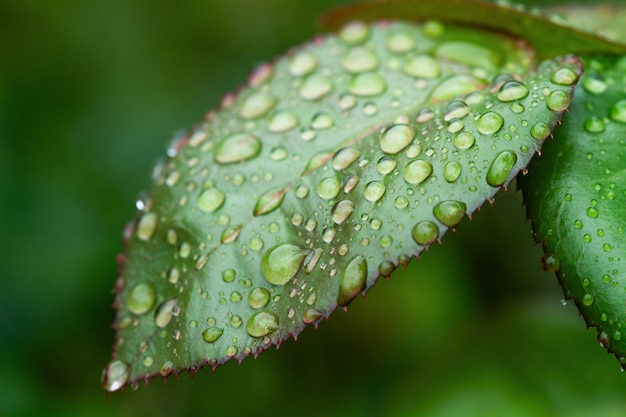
xmin=101 ymin=18 xmax=583 ymax=392
xmin=520 ymin=55 xmax=626 ymax=364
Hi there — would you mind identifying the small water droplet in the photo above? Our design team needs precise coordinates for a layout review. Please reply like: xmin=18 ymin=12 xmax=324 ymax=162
xmin=403 ymin=160 xmax=433 ymax=185
xmin=154 ymin=300 xmax=178 ymax=328
xmin=609 ymin=100 xmax=626 ymax=123
xmin=221 ymin=225 xmax=242 ymax=243
xmin=497 ymin=80 xmax=529 ymax=102
xmin=337 ymin=256 xmax=368 ymax=306
xmin=160 ymin=361 xmax=173 ymax=377
xmin=550 ymin=67 xmax=578 ymax=85
xmin=584 ymin=116 xmax=605 ymax=133
xmin=582 ymin=293 xmax=594 ymax=307
xmin=331 ymin=200 xmax=355 ymax=224
xmin=269 ymin=111 xmax=299 ymax=133
xmin=435 ymin=41 xmax=498 ymax=71
xmin=546 ymin=90 xmax=570 ymax=112
xmin=338 ymin=93 xmax=357 ymax=110
xmin=453 ymin=131 xmax=475 ymax=149
xmin=249 ymin=236 xmax=264 ymax=251
xmin=102 ymin=360 xmax=130 ymax=392
xmin=197 ymin=188 xmax=225 ymax=213
xmin=222 ymin=268 xmax=236 ymax=283
xmin=322 ymin=227 xmax=337 ymax=243
xmin=394 ymin=196 xmax=409 ymax=209
xmin=240 ymin=92 xmax=276 ymax=120
xmin=339 ymin=21 xmax=370 ymax=45
xmin=379 ymin=124 xmax=417 ymax=155
xmin=433 ymin=200 xmax=466 ymax=227
xmin=443 ymin=161 xmax=462 ymax=182
xmin=412 ymin=221 xmax=439 ymax=245
xmin=343 ymin=175 xmax=359 ymax=193
xmin=387 ymin=32 xmax=415 ymax=52
xmin=586 ymin=207 xmax=599 ymax=218
xmin=416 ymin=108 xmax=435 ymax=123
xmin=444 ymin=100 xmax=470 ymax=121
xmin=317 ymin=177 xmax=341 ymax=200
xmin=364 ymin=181 xmax=386 ymax=202
xmin=270 ymin=146 xmax=289 ymax=161
xmin=342 ymin=46 xmax=379 ymax=73
xmin=127 ymin=282 xmax=156 ymax=315
xmin=304 ymin=248 xmax=323 ymax=273
xmin=248 ymin=287 xmax=270 ymax=309
xmin=582 ymin=73 xmax=607 ymax=95
xmin=303 ymin=308 xmax=322 ymax=324
xmin=202 ymin=327 xmax=224 ymax=343
xmin=311 ymin=112 xmax=335 ymax=130
xmin=246 ymin=311 xmax=280 ymax=337
xmin=215 ymin=133 xmax=262 ymax=164
xmin=378 ymin=260 xmax=396 ymax=277
xmin=288 ymin=52 xmax=318 ymax=77
xmin=254 ymin=188 xmax=286 ymax=216
xmin=376 ymin=156 xmax=397 ymax=175
xmin=332 ymin=147 xmax=360 ymax=171
xmin=304 ymin=151 xmax=333 ymax=173
xmin=300 ymin=75 xmax=333 ymax=101
xmin=261 ymin=244 xmax=307 ymax=285
xmin=530 ymin=122 xmax=551 ymax=140
xmin=136 ymin=212 xmax=158 ymax=241
xmin=349 ymin=72 xmax=386 ymax=97
xmin=486 ymin=150 xmax=517 ymax=187
xmin=476 ymin=111 xmax=504 ymax=135
xmin=431 ymin=75 xmax=481 ymax=101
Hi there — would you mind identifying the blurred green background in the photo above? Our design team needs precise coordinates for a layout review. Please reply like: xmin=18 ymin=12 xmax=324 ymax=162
xmin=2 ymin=0 xmax=625 ymax=416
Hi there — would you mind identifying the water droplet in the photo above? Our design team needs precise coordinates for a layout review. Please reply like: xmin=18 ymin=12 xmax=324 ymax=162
xmin=300 ymin=74 xmax=333 ymax=101
xmin=486 ymin=150 xmax=517 ymax=187
xmin=288 ymin=52 xmax=317 ymax=77
xmin=136 ymin=212 xmax=158 ymax=241
xmin=453 ymin=131 xmax=475 ymax=149
xmin=154 ymin=299 xmax=178 ymax=328
xmin=444 ymin=100 xmax=470 ymax=121
xmin=339 ymin=21 xmax=370 ymax=45
xmin=246 ymin=311 xmax=280 ymax=337
xmin=582 ymin=73 xmax=607 ymax=95
xmin=254 ymin=188 xmax=286 ymax=216
xmin=403 ymin=54 xmax=440 ymax=79
xmin=431 ymin=75 xmax=481 ymax=101
xmin=364 ymin=181 xmax=386 ymax=202
xmin=584 ymin=116 xmax=605 ymax=133
xmin=317 ymin=177 xmax=341 ymax=200
xmin=435 ymin=41 xmax=498 ymax=71
xmin=582 ymin=293 xmax=594 ymax=307
xmin=337 ymin=256 xmax=368 ymax=306
xmin=215 ymin=133 xmax=262 ymax=164
xmin=433 ymin=200 xmax=467 ymax=227
xmin=230 ymin=314 xmax=242 ymax=327
xmin=530 ymin=122 xmax=550 ymax=140
xmin=269 ymin=146 xmax=289 ymax=161
xmin=614 ymin=331 xmax=623 ymax=341
xmin=249 ymin=236 xmax=264 ymax=251
xmin=269 ymin=111 xmax=298 ymax=132
xmin=349 ymin=72 xmax=386 ymax=96
xmin=303 ymin=308 xmax=322 ymax=324
xmin=102 ymin=360 xmax=130 ymax=392
xmin=331 ymin=200 xmax=355 ymax=224
xmin=394 ymin=196 xmax=409 ymax=209
xmin=546 ymin=90 xmax=570 ymax=111
xmin=304 ymin=248 xmax=323 ymax=273
xmin=379 ymin=124 xmax=417 ymax=155
xmin=609 ymin=100 xmax=626 ymax=123
xmin=403 ymin=160 xmax=433 ymax=185
xmin=338 ymin=93 xmax=357 ymax=110
xmin=332 ymin=147 xmax=360 ymax=171
xmin=248 ymin=287 xmax=270 ymax=309
xmin=343 ymin=175 xmax=359 ymax=193
xmin=378 ymin=260 xmax=396 ymax=277
xmin=412 ymin=221 xmax=439 ymax=245
xmin=197 ymin=188 xmax=225 ymax=213
xmin=127 ymin=282 xmax=156 ymax=315
xmin=586 ymin=207 xmax=599 ymax=218
xmin=476 ymin=111 xmax=504 ymax=135
xmin=311 ymin=112 xmax=335 ymax=129
xmin=376 ymin=156 xmax=397 ymax=175
xmin=222 ymin=268 xmax=236 ymax=283
xmin=261 ymin=244 xmax=307 ymax=285
xmin=202 ymin=327 xmax=224 ymax=343
xmin=386 ymin=32 xmax=415 ymax=52
xmin=497 ymin=81 xmax=529 ymax=102
xmin=416 ymin=108 xmax=434 ymax=123
xmin=443 ymin=161 xmax=462 ymax=182
xmin=225 ymin=345 xmax=238 ymax=357
xmin=304 ymin=151 xmax=333 ymax=173
xmin=603 ymin=243 xmax=612 ymax=252
xmin=240 ymin=92 xmax=276 ymax=120
xmin=551 ymin=67 xmax=578 ymax=86
xmin=342 ymin=46 xmax=379 ymax=73
xmin=541 ymin=253 xmax=560 ymax=273
xmin=160 ymin=361 xmax=173 ymax=377
xmin=221 ymin=225 xmax=242 ymax=243
xmin=322 ymin=227 xmax=337 ymax=243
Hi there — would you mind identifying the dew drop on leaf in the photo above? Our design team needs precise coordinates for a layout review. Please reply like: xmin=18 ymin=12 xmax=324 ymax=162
xmin=214 ymin=133 xmax=262 ymax=164
xmin=300 ymin=74 xmax=334 ymax=101
xmin=486 ymin=150 xmax=518 ymax=187
xmin=202 ymin=327 xmax=224 ymax=343
xmin=127 ymin=282 xmax=156 ymax=315
xmin=433 ymin=200 xmax=467 ymax=227
xmin=476 ymin=111 xmax=504 ymax=135
xmin=412 ymin=221 xmax=439 ymax=246
xmin=403 ymin=160 xmax=433 ymax=185
xmin=349 ymin=72 xmax=387 ymax=96
xmin=246 ymin=311 xmax=280 ymax=337
xmin=379 ymin=124 xmax=417 ymax=154
xmin=102 ymin=360 xmax=130 ymax=392
xmin=136 ymin=213 xmax=158 ymax=241
xmin=337 ymin=255 xmax=368 ymax=306
xmin=197 ymin=188 xmax=225 ymax=213
xmin=261 ymin=244 xmax=307 ymax=285
xmin=497 ymin=80 xmax=529 ymax=102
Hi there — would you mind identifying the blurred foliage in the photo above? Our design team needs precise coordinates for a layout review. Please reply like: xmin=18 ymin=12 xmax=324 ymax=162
xmin=1 ymin=0 xmax=625 ymax=416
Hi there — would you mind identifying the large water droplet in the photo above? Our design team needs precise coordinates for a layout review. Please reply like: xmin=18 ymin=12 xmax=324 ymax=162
xmin=202 ymin=327 xmax=224 ymax=343
xmin=550 ymin=67 xmax=578 ymax=86
xmin=288 ymin=52 xmax=318 ymax=77
xmin=497 ymin=81 xmax=529 ymax=102
xmin=546 ymin=90 xmax=570 ymax=112
xmin=433 ymin=200 xmax=467 ymax=227
xmin=102 ymin=360 xmax=130 ymax=392
xmin=197 ymin=188 xmax=225 ymax=213
xmin=380 ymin=124 xmax=416 ymax=154
xmin=412 ymin=221 xmax=439 ymax=245
xmin=269 ymin=111 xmax=298 ymax=132
xmin=254 ymin=188 xmax=286 ymax=216
xmin=453 ymin=131 xmax=475 ymax=149
xmin=331 ymin=200 xmax=355 ymax=224
xmin=136 ymin=212 xmax=158 ymax=241
xmin=435 ymin=41 xmax=498 ymax=71
xmin=317 ymin=177 xmax=341 ymax=200
xmin=486 ymin=150 xmax=517 ymax=187
xmin=261 ymin=244 xmax=307 ymax=285
xmin=609 ymin=100 xmax=626 ymax=123
xmin=443 ymin=161 xmax=462 ymax=182
xmin=376 ymin=156 xmax=397 ymax=175
xmin=240 ymin=92 xmax=276 ymax=120
xmin=342 ymin=46 xmax=379 ymax=73
xmin=127 ymin=282 xmax=156 ymax=315
xmin=349 ymin=72 xmax=386 ymax=96
xmin=530 ymin=122 xmax=550 ymax=140
xmin=364 ymin=181 xmax=385 ymax=202
xmin=404 ymin=55 xmax=440 ymax=79
xmin=476 ymin=111 xmax=504 ymax=135
xmin=444 ymin=100 xmax=470 ymax=121
xmin=248 ymin=287 xmax=270 ymax=309
xmin=337 ymin=256 xmax=368 ymax=307
xmin=403 ymin=160 xmax=433 ymax=185
xmin=582 ymin=74 xmax=607 ymax=95
xmin=215 ymin=133 xmax=262 ymax=164
xmin=300 ymin=75 xmax=333 ymax=101
xmin=332 ymin=147 xmax=360 ymax=171
xmin=311 ymin=112 xmax=335 ymax=130
xmin=431 ymin=75 xmax=481 ymax=101
xmin=246 ymin=311 xmax=280 ymax=338
xmin=584 ymin=116 xmax=605 ymax=133
xmin=154 ymin=299 xmax=178 ymax=328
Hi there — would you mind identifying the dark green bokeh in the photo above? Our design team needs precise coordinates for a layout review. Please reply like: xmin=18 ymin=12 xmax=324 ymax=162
xmin=2 ymin=1 xmax=625 ymax=416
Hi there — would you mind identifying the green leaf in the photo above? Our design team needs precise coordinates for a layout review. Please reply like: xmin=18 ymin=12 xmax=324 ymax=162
xmin=321 ymin=0 xmax=626 ymax=59
xmin=102 ymin=20 xmax=582 ymax=391
xmin=542 ymin=3 xmax=626 ymax=44
xmin=520 ymin=55 xmax=626 ymax=365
